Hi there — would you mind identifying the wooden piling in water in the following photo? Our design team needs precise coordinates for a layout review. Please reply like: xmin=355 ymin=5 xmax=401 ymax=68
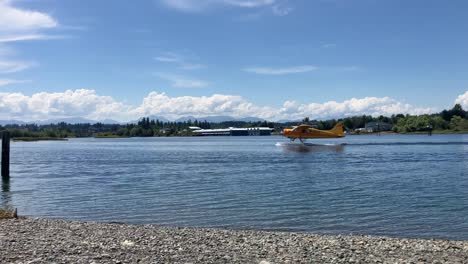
xmin=1 ymin=131 xmax=10 ymax=178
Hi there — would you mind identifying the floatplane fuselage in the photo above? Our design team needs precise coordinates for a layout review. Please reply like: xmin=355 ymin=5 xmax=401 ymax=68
xmin=282 ymin=123 xmax=345 ymax=142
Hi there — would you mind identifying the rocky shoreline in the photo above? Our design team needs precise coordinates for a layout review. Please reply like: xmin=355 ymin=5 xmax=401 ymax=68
xmin=1 ymin=218 xmax=467 ymax=263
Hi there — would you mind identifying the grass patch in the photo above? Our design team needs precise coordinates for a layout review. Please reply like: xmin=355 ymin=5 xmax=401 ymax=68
xmin=0 ymin=208 xmax=17 ymax=219
xmin=432 ymin=130 xmax=468 ymax=134
xmin=404 ymin=130 xmax=468 ymax=135
xmin=94 ymin=132 xmax=130 ymax=138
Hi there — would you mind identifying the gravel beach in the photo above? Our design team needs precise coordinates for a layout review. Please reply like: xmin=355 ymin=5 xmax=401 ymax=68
xmin=1 ymin=218 xmax=467 ymax=263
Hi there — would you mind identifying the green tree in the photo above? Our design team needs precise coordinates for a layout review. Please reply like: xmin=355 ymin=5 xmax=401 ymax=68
xmin=450 ymin=116 xmax=468 ymax=131
xmin=130 ymin=127 xmax=143 ymax=137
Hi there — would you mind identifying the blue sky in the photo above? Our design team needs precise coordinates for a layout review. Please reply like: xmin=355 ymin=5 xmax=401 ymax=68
xmin=1 ymin=0 xmax=468 ymax=121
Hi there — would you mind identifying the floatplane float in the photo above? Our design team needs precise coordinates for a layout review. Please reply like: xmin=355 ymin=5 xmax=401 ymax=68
xmin=282 ymin=123 xmax=345 ymax=143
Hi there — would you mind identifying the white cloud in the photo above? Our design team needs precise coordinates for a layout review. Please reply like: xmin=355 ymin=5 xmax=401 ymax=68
xmin=160 ymin=0 xmax=207 ymax=12
xmin=132 ymin=92 xmax=270 ymax=119
xmin=454 ymin=90 xmax=468 ymax=109
xmin=156 ymin=73 xmax=209 ymax=88
xmin=161 ymin=0 xmax=275 ymax=11
xmin=0 ymin=34 xmax=67 ymax=43
xmin=0 ymin=78 xmax=30 ymax=86
xmin=154 ymin=52 xmax=205 ymax=70
xmin=0 ymin=0 xmax=59 ymax=43
xmin=120 ymin=93 xmax=435 ymax=121
xmin=244 ymin=65 xmax=318 ymax=75
xmin=0 ymin=0 xmax=57 ymax=32
xmin=0 ymin=0 xmax=61 ymax=83
xmin=0 ymin=89 xmax=131 ymax=121
xmin=243 ymin=65 xmax=363 ymax=75
xmin=154 ymin=55 xmax=179 ymax=63
xmin=277 ymin=97 xmax=433 ymax=121
xmin=0 ymin=59 xmax=35 ymax=73
xmin=272 ymin=3 xmax=292 ymax=16
xmin=160 ymin=0 xmax=288 ymax=15
xmin=0 ymin=89 xmax=442 ymax=122
xmin=224 ymin=0 xmax=275 ymax=8
xmin=0 ymin=0 xmax=68 ymax=46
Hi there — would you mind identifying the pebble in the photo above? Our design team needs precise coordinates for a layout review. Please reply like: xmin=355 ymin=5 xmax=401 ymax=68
xmin=0 ymin=218 xmax=467 ymax=263
xmin=121 ymin=240 xmax=135 ymax=247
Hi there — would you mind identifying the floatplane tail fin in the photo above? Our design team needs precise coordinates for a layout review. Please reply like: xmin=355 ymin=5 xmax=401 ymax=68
xmin=329 ymin=123 xmax=345 ymax=137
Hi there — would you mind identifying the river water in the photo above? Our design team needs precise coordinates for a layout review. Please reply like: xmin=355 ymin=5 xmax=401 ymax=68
xmin=2 ymin=134 xmax=467 ymax=240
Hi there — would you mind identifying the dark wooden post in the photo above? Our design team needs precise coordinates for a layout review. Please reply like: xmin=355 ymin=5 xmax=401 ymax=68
xmin=427 ymin=125 xmax=433 ymax=136
xmin=2 ymin=131 xmax=10 ymax=178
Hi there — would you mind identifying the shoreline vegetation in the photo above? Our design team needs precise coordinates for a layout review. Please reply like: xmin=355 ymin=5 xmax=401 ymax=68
xmin=93 ymin=133 xmax=130 ymax=138
xmin=1 ymin=104 xmax=467 ymax=140
xmin=349 ymin=130 xmax=468 ymax=135
xmin=12 ymin=137 xmax=69 ymax=142
xmin=406 ymin=129 xmax=468 ymax=135
xmin=0 ymin=208 xmax=17 ymax=219
xmin=0 ymin=218 xmax=467 ymax=263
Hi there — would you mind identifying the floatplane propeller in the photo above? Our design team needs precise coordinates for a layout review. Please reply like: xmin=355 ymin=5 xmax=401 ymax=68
xmin=282 ymin=123 xmax=345 ymax=143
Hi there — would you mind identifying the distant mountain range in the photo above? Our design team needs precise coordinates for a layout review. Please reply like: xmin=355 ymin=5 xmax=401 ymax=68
xmin=0 ymin=120 xmax=27 ymax=126
xmin=276 ymin=119 xmax=302 ymax=123
xmin=174 ymin=116 xmax=265 ymax=123
xmin=36 ymin=117 xmax=118 ymax=125
xmin=0 ymin=117 xmax=120 ymax=125
xmin=1 ymin=115 xmax=294 ymax=125
xmin=144 ymin=115 xmax=170 ymax=122
xmin=133 ymin=115 xmax=267 ymax=124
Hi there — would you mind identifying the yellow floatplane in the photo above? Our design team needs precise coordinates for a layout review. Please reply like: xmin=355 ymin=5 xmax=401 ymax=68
xmin=282 ymin=123 xmax=345 ymax=142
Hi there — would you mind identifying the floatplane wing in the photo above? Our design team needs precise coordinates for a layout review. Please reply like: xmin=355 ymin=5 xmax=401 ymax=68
xmin=283 ymin=123 xmax=345 ymax=142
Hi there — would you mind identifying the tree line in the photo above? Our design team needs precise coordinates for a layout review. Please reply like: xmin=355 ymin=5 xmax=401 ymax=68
xmin=302 ymin=104 xmax=468 ymax=133
xmin=1 ymin=104 xmax=467 ymax=138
